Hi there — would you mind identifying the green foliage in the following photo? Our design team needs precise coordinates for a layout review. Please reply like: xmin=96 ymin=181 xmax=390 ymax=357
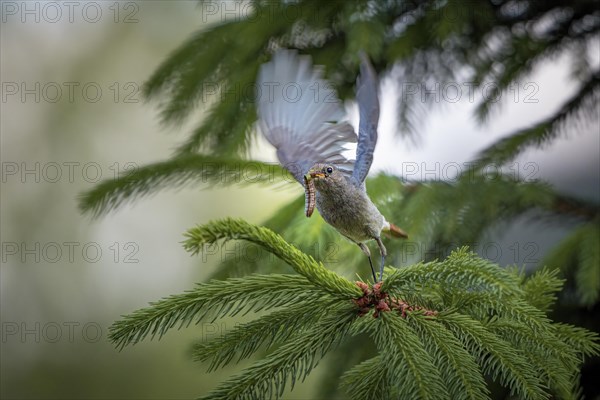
xmin=139 ymin=0 xmax=598 ymax=154
xmin=474 ymin=73 xmax=600 ymax=168
xmin=520 ymin=268 xmax=564 ymax=312
xmin=340 ymin=355 xmax=388 ymax=400
xmin=191 ymin=302 xmax=330 ymax=371
xmin=194 ymin=172 xmax=597 ymax=294
xmin=78 ymin=0 xmax=599 ymax=304
xmin=183 ymin=218 xmax=361 ymax=296
xmin=78 ymin=156 xmax=292 ymax=217
xmin=109 ymin=220 xmax=599 ymax=399
xmin=543 ymin=221 xmax=600 ymax=306
xmin=109 ymin=274 xmax=319 ymax=350
xmin=83 ymin=1 xmax=600 ymax=397
xmin=81 ymin=162 xmax=598 ymax=302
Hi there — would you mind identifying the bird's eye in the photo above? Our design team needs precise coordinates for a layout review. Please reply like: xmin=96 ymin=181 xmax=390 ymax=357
xmin=326 ymin=166 xmax=333 ymax=174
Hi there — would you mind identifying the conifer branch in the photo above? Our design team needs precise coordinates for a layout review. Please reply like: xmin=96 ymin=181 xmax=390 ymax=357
xmin=543 ymin=222 xmax=600 ymax=306
xmin=486 ymin=318 xmax=579 ymax=397
xmin=382 ymin=248 xmax=523 ymax=296
xmin=340 ymin=355 xmax=388 ymax=400
xmin=521 ymin=268 xmax=564 ymax=312
xmin=439 ymin=312 xmax=548 ymax=400
xmin=108 ymin=219 xmax=599 ymax=399
xmin=577 ymin=224 xmax=600 ymax=305
xmin=474 ymin=72 xmax=599 ymax=168
xmin=191 ymin=300 xmax=336 ymax=371
xmin=553 ymin=323 xmax=600 ymax=358
xmin=408 ymin=314 xmax=490 ymax=400
xmin=108 ymin=274 xmax=322 ymax=350
xmin=197 ymin=304 xmax=357 ymax=400
xmin=78 ymin=156 xmax=291 ymax=217
xmin=371 ymin=312 xmax=450 ymax=400
xmin=90 ymin=0 xmax=600 ymax=395
xmin=440 ymin=287 xmax=551 ymax=331
xmin=183 ymin=218 xmax=362 ymax=297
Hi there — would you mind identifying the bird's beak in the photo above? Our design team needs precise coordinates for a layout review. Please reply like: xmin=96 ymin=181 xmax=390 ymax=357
xmin=305 ymin=171 xmax=325 ymax=181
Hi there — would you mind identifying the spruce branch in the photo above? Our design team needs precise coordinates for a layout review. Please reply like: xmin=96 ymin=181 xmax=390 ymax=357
xmin=375 ymin=312 xmax=450 ymax=400
xmin=448 ymin=290 xmax=552 ymax=334
xmin=543 ymin=221 xmax=600 ymax=306
xmin=144 ymin=5 xmax=291 ymax=126
xmin=486 ymin=318 xmax=580 ymax=398
xmin=474 ymin=72 xmax=599 ymax=168
xmin=88 ymin=0 xmax=600 ymax=395
xmin=408 ymin=313 xmax=490 ymax=400
xmin=108 ymin=219 xmax=599 ymax=399
xmin=382 ymin=247 xmax=523 ymax=297
xmin=108 ymin=274 xmax=322 ymax=350
xmin=143 ymin=23 xmax=234 ymax=124
xmin=197 ymin=304 xmax=357 ymax=400
xmin=520 ymin=267 xmax=564 ymax=312
xmin=439 ymin=312 xmax=548 ymax=400
xmin=551 ymin=195 xmax=599 ymax=221
xmin=340 ymin=355 xmax=388 ymax=400
xmin=183 ymin=218 xmax=362 ymax=298
xmin=577 ymin=224 xmax=600 ymax=305
xmin=553 ymin=323 xmax=600 ymax=358
xmin=175 ymin=90 xmax=257 ymax=155
xmin=471 ymin=32 xmax=591 ymax=125
xmin=316 ymin=336 xmax=377 ymax=399
xmin=78 ymin=156 xmax=292 ymax=217
xmin=191 ymin=300 xmax=335 ymax=371
xmin=143 ymin=2 xmax=306 ymax=155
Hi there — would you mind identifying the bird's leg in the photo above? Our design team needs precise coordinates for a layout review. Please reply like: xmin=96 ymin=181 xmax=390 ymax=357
xmin=357 ymin=243 xmax=376 ymax=282
xmin=375 ymin=237 xmax=387 ymax=282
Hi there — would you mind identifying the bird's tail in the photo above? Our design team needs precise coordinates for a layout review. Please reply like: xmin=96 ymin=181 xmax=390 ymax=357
xmin=383 ymin=222 xmax=408 ymax=239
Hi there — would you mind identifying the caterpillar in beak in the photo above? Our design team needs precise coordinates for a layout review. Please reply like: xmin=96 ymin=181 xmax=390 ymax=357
xmin=303 ymin=174 xmax=316 ymax=217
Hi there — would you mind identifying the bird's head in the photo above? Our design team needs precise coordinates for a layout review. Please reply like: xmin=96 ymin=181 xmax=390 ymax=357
xmin=304 ymin=163 xmax=344 ymax=191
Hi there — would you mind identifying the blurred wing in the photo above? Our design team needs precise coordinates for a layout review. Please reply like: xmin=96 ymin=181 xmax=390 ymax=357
xmin=352 ymin=51 xmax=380 ymax=186
xmin=257 ymin=50 xmax=356 ymax=184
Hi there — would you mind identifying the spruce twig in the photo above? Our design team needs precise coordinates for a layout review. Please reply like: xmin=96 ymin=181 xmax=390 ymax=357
xmin=108 ymin=219 xmax=600 ymax=399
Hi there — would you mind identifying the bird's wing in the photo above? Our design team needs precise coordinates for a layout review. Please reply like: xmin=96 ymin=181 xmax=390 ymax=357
xmin=257 ymin=50 xmax=356 ymax=184
xmin=351 ymin=52 xmax=380 ymax=186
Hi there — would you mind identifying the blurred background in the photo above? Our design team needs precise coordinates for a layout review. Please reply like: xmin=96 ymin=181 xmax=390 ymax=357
xmin=1 ymin=2 xmax=293 ymax=398
xmin=1 ymin=1 xmax=598 ymax=399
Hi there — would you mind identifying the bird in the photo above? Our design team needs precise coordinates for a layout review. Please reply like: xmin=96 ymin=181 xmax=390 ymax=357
xmin=256 ymin=50 xmax=407 ymax=282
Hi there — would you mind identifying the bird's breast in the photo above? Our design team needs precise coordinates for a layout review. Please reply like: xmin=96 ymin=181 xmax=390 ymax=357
xmin=314 ymin=183 xmax=384 ymax=243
